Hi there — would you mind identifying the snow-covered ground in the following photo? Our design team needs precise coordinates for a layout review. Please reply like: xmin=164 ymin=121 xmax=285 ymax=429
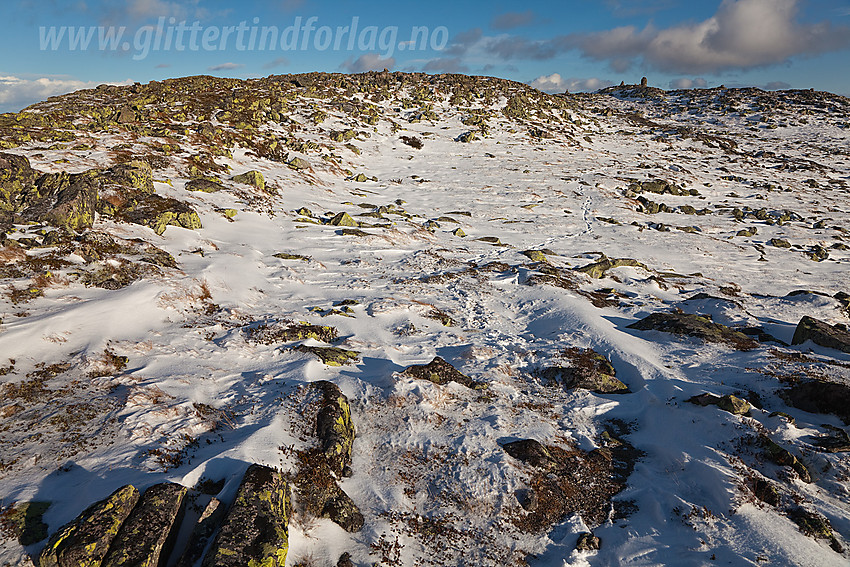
xmin=1 ymin=75 xmax=849 ymax=566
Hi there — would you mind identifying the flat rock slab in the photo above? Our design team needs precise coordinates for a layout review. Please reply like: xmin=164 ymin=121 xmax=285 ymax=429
xmin=627 ymin=312 xmax=759 ymax=350
xmin=202 ymin=464 xmax=290 ymax=567
xmin=783 ymin=380 xmax=850 ymax=424
xmin=39 ymin=485 xmax=139 ymax=567
xmin=791 ymin=316 xmax=850 ymax=353
xmin=102 ymin=482 xmax=187 ymax=567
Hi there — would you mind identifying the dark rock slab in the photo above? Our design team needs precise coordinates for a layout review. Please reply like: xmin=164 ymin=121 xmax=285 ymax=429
xmin=104 ymin=161 xmax=154 ymax=193
xmin=575 ymin=532 xmax=601 ymax=552
xmin=627 ymin=311 xmax=759 ymax=350
xmin=501 ymin=439 xmax=556 ymax=469
xmin=687 ymin=393 xmax=750 ymax=415
xmin=400 ymin=356 xmax=485 ymax=389
xmin=202 ymin=464 xmax=290 ymax=567
xmin=758 ymin=435 xmax=811 ymax=483
xmin=26 ymin=171 xmax=99 ymax=231
xmin=783 ymin=380 xmax=850 ymax=424
xmin=185 ymin=179 xmax=224 ymax=193
xmin=39 ymin=485 xmax=140 ymax=567
xmin=791 ymin=316 xmax=850 ymax=353
xmin=176 ymin=497 xmax=226 ymax=567
xmin=115 ymin=193 xmax=202 ymax=235
xmin=102 ymin=482 xmax=187 ymax=567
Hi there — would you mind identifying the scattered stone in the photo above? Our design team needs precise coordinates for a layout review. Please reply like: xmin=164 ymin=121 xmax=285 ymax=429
xmin=522 ymin=250 xmax=550 ymax=263
xmin=787 ymin=507 xmax=844 ymax=552
xmin=627 ymin=311 xmax=759 ymax=350
xmin=452 ymin=228 xmax=466 ymax=237
xmin=202 ymin=464 xmax=290 ymax=567
xmin=231 ymin=170 xmax=265 ymax=191
xmin=39 ymin=485 xmax=140 ymax=567
xmin=400 ymin=356 xmax=485 ymax=389
xmin=752 ymin=478 xmax=780 ymax=507
xmin=337 ymin=552 xmax=354 ymax=567
xmin=687 ymin=393 xmax=750 ymax=415
xmin=247 ymin=322 xmax=337 ymax=344
xmin=791 ymin=316 xmax=850 ymax=353
xmin=541 ymin=348 xmax=629 ymax=394
xmin=758 ymin=435 xmax=811 ymax=483
xmin=102 ymin=482 xmax=187 ymax=567
xmin=296 ymin=345 xmax=360 ymax=366
xmin=352 ymin=173 xmax=368 ymax=182
xmin=457 ymin=131 xmax=477 ymax=143
xmin=288 ymin=156 xmax=310 ymax=170
xmin=501 ymin=439 xmax=556 ymax=469
xmin=576 ymin=258 xmax=647 ymax=279
xmin=769 ymin=238 xmax=792 ymax=248
xmin=575 ymin=532 xmax=601 ymax=552
xmin=272 ymin=252 xmax=310 ymax=261
xmin=185 ymin=179 xmax=224 ymax=193
xmin=329 ymin=212 xmax=358 ymax=227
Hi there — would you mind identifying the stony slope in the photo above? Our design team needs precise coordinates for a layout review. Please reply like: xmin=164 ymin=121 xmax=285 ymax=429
xmin=0 ymin=72 xmax=849 ymax=566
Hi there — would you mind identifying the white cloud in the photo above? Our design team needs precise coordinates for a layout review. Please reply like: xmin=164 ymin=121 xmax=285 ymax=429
xmin=340 ymin=53 xmax=396 ymax=73
xmin=0 ymin=75 xmax=130 ymax=113
xmin=669 ymin=77 xmax=709 ymax=89
xmin=530 ymin=73 xmax=613 ymax=94
xmin=208 ymin=62 xmax=244 ymax=71
xmin=569 ymin=0 xmax=850 ymax=73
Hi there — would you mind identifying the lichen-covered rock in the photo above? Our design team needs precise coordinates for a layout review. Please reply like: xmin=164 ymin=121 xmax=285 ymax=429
xmin=788 ymin=508 xmax=844 ymax=552
xmin=321 ymin=488 xmax=364 ymax=532
xmin=351 ymin=173 xmax=368 ymax=182
xmin=783 ymin=380 xmax=850 ymax=424
xmin=758 ymin=435 xmax=811 ymax=483
xmin=116 ymin=193 xmax=202 ymax=235
xmin=295 ymin=345 xmax=360 ymax=366
xmin=104 ymin=161 xmax=154 ymax=193
xmin=576 ymin=258 xmax=647 ymax=279
xmin=541 ymin=348 xmax=629 ymax=394
xmin=202 ymin=465 xmax=290 ymax=567
xmin=28 ymin=171 xmax=99 ymax=231
xmin=400 ymin=356 xmax=484 ymax=389
xmin=791 ymin=316 xmax=850 ymax=353
xmin=2 ymin=501 xmax=50 ymax=546
xmin=575 ymin=532 xmax=601 ymax=552
xmin=39 ymin=485 xmax=140 ymax=567
xmin=627 ymin=312 xmax=759 ymax=350
xmin=328 ymin=212 xmax=357 ymax=227
xmin=185 ymin=179 xmax=224 ymax=193
xmin=247 ymin=322 xmax=338 ymax=344
xmin=102 ymin=482 xmax=187 ymax=567
xmin=231 ymin=170 xmax=265 ymax=191
xmin=522 ymin=250 xmax=550 ymax=263
xmin=314 ymin=380 xmax=355 ymax=477
xmin=688 ymin=393 xmax=750 ymax=415
xmin=0 ymin=152 xmax=38 ymax=213
xmin=501 ymin=439 xmax=556 ymax=469
xmin=288 ymin=156 xmax=310 ymax=170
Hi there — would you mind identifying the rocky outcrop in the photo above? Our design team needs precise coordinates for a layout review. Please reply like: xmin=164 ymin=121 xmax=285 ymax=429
xmin=688 ymin=393 xmax=751 ymax=415
xmin=575 ymin=258 xmax=647 ymax=279
xmin=231 ymin=170 xmax=265 ymax=191
xmin=401 ymin=356 xmax=485 ymax=389
xmin=791 ymin=316 xmax=850 ymax=353
xmin=114 ymin=193 xmax=202 ymax=235
xmin=202 ymin=464 xmax=291 ymax=567
xmin=314 ymin=381 xmax=356 ymax=477
xmin=39 ymin=485 xmax=140 ymax=567
xmin=175 ymin=498 xmax=225 ymax=567
xmin=627 ymin=311 xmax=759 ymax=350
xmin=102 ymin=482 xmax=187 ymax=567
xmin=541 ymin=348 xmax=629 ymax=394
xmin=758 ymin=435 xmax=811 ymax=483
xmin=783 ymin=380 xmax=850 ymax=424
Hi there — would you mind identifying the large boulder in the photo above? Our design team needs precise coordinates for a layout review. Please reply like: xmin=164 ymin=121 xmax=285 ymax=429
xmin=791 ymin=316 xmax=850 ymax=353
xmin=627 ymin=311 xmax=759 ymax=350
xmin=0 ymin=152 xmax=38 ymax=214
xmin=39 ymin=485 xmax=140 ymax=567
xmin=101 ymin=482 xmax=187 ymax=567
xmin=115 ymin=193 xmax=202 ymax=235
xmin=231 ymin=170 xmax=265 ymax=191
xmin=202 ymin=465 xmax=290 ymax=567
xmin=104 ymin=161 xmax=154 ymax=193
xmin=24 ymin=171 xmax=99 ymax=231
xmin=783 ymin=380 xmax=850 ymax=424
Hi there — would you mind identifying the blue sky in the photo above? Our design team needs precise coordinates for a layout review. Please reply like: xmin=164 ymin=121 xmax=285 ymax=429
xmin=2 ymin=0 xmax=850 ymax=112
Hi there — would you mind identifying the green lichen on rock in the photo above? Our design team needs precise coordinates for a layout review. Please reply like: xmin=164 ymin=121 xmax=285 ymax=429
xmin=104 ymin=161 xmax=154 ymax=193
xmin=1 ymin=501 xmax=50 ymax=546
xmin=351 ymin=173 xmax=368 ymax=182
xmin=576 ymin=258 xmax=647 ymax=279
xmin=522 ymin=250 xmax=550 ymax=263
xmin=328 ymin=212 xmax=357 ymax=227
xmin=627 ymin=311 xmax=759 ymax=350
xmin=186 ymin=179 xmax=224 ymax=193
xmin=102 ymin=482 xmax=187 ymax=567
xmin=287 ymin=157 xmax=310 ymax=170
xmin=39 ymin=484 xmax=140 ymax=567
xmin=202 ymin=465 xmax=290 ymax=567
xmin=115 ymin=193 xmax=202 ymax=235
xmin=401 ymin=356 xmax=485 ymax=389
xmin=758 ymin=435 xmax=811 ymax=483
xmin=231 ymin=170 xmax=265 ymax=192
xmin=314 ymin=380 xmax=355 ymax=477
xmin=272 ymin=252 xmax=309 ymax=261
xmin=769 ymin=238 xmax=792 ymax=248
xmin=688 ymin=393 xmax=750 ymax=415
xmin=296 ymin=345 xmax=359 ymax=366
xmin=541 ymin=348 xmax=629 ymax=394
xmin=0 ymin=152 xmax=38 ymax=213
xmin=247 ymin=322 xmax=337 ymax=344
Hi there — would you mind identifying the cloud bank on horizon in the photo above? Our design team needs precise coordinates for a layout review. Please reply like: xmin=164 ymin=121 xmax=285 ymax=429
xmin=1 ymin=0 xmax=849 ymax=111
